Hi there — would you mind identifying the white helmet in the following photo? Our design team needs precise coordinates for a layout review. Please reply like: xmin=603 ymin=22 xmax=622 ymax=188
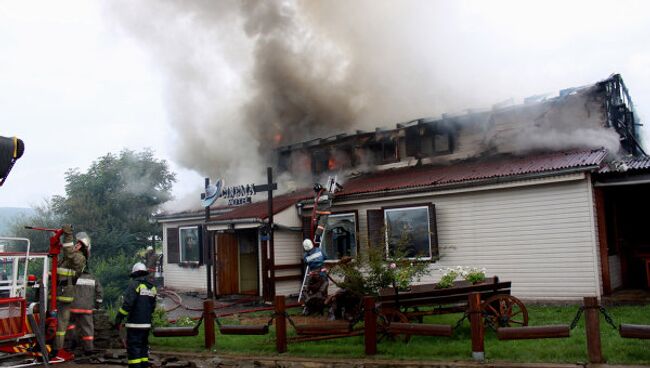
xmin=131 ymin=262 xmax=147 ymax=275
xmin=302 ymin=239 xmax=314 ymax=252
xmin=76 ymin=232 xmax=91 ymax=249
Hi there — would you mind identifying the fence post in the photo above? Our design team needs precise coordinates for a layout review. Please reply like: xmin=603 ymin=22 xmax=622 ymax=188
xmin=275 ymin=295 xmax=287 ymax=353
xmin=204 ymin=299 xmax=215 ymax=349
xmin=468 ymin=292 xmax=484 ymax=361
xmin=584 ymin=297 xmax=604 ymax=363
xmin=364 ymin=296 xmax=377 ymax=355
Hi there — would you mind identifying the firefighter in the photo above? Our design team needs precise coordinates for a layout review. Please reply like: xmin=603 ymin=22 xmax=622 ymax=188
xmin=301 ymin=239 xmax=328 ymax=315
xmin=54 ymin=226 xmax=88 ymax=361
xmin=312 ymin=183 xmax=333 ymax=246
xmin=143 ymin=246 xmax=158 ymax=276
xmin=114 ymin=262 xmax=156 ymax=368
xmin=69 ymin=269 xmax=103 ymax=354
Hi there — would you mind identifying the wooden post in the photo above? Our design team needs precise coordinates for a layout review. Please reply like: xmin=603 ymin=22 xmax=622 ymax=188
xmin=468 ymin=292 xmax=484 ymax=361
xmin=267 ymin=167 xmax=276 ymax=298
xmin=364 ymin=296 xmax=377 ymax=355
xmin=204 ymin=299 xmax=215 ymax=349
xmin=584 ymin=297 xmax=604 ymax=363
xmin=275 ymin=295 xmax=287 ymax=353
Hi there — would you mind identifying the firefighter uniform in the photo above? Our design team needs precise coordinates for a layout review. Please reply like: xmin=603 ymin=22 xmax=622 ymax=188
xmin=69 ymin=271 xmax=103 ymax=352
xmin=144 ymin=246 xmax=158 ymax=275
xmin=313 ymin=188 xmax=333 ymax=246
xmin=115 ymin=263 xmax=157 ymax=368
xmin=55 ymin=228 xmax=87 ymax=354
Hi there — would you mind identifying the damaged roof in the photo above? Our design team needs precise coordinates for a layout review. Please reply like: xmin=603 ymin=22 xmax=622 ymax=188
xmin=335 ymin=149 xmax=608 ymax=198
xmin=598 ymin=156 xmax=650 ymax=174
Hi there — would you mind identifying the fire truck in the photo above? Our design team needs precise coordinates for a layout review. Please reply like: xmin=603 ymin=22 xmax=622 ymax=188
xmin=0 ymin=136 xmax=68 ymax=365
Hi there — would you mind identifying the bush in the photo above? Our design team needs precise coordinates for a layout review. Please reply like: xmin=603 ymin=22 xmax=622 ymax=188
xmin=329 ymin=243 xmax=429 ymax=296
xmin=90 ymin=252 xmax=138 ymax=307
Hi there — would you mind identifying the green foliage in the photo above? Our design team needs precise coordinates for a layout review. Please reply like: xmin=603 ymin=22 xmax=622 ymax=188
xmin=174 ymin=316 xmax=196 ymax=327
xmin=152 ymin=307 xmax=169 ymax=327
xmin=436 ymin=269 xmax=458 ymax=288
xmin=50 ymin=149 xmax=175 ymax=259
xmin=463 ymin=267 xmax=486 ymax=284
xmin=329 ymin=243 xmax=429 ymax=296
xmin=90 ymin=252 xmax=138 ymax=306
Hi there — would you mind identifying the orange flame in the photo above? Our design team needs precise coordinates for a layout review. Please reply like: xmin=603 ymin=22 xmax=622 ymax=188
xmin=274 ymin=133 xmax=283 ymax=144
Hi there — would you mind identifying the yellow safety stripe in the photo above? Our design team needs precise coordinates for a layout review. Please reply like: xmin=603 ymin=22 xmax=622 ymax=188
xmin=128 ymin=358 xmax=143 ymax=364
xmin=136 ymin=283 xmax=157 ymax=296
xmin=56 ymin=331 xmax=66 ymax=336
xmin=119 ymin=308 xmax=129 ymax=316
xmin=57 ymin=296 xmax=74 ymax=302
xmin=12 ymin=137 xmax=17 ymax=158
xmin=57 ymin=268 xmax=76 ymax=277
xmin=142 ymin=357 xmax=149 ymax=362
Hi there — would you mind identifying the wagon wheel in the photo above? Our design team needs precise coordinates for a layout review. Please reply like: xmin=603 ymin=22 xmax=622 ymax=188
xmin=378 ymin=310 xmax=411 ymax=342
xmin=481 ymin=294 xmax=528 ymax=329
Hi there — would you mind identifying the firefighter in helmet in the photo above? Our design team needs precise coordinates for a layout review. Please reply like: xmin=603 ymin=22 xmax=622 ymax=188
xmin=115 ymin=262 xmax=157 ymax=368
xmin=312 ymin=183 xmax=333 ymax=247
xmin=68 ymin=267 xmax=103 ymax=355
xmin=301 ymin=239 xmax=328 ymax=315
xmin=54 ymin=227 xmax=89 ymax=361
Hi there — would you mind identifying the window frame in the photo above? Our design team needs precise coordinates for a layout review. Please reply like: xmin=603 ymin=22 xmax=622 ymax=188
xmin=178 ymin=226 xmax=201 ymax=265
xmin=321 ymin=211 xmax=359 ymax=262
xmin=383 ymin=205 xmax=433 ymax=261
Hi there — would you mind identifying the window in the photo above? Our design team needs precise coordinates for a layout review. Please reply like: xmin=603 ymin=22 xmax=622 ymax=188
xmin=433 ymin=133 xmax=451 ymax=154
xmin=320 ymin=213 xmax=357 ymax=260
xmin=384 ymin=206 xmax=432 ymax=259
xmin=179 ymin=226 xmax=200 ymax=263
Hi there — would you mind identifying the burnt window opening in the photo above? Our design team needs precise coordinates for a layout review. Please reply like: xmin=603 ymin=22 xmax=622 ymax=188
xmin=278 ymin=150 xmax=291 ymax=173
xmin=433 ymin=132 xmax=453 ymax=154
xmin=368 ymin=138 xmax=398 ymax=164
xmin=311 ymin=149 xmax=329 ymax=175
xmin=405 ymin=124 xmax=454 ymax=158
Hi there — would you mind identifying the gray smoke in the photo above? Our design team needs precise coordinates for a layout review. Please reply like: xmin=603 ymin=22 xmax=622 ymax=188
xmin=104 ymin=0 xmax=625 ymax=189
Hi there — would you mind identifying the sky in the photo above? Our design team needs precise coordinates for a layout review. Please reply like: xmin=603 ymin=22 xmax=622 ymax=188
xmin=1 ymin=0 xmax=650 ymax=210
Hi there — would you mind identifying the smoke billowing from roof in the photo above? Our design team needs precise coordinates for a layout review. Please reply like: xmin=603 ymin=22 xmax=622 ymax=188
xmin=105 ymin=1 xmax=626 ymax=188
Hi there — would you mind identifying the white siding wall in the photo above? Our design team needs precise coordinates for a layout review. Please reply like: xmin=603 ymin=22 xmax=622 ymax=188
xmin=273 ymin=230 xmax=302 ymax=296
xmin=162 ymin=222 xmax=207 ymax=292
xmin=335 ymin=175 xmax=600 ymax=301
xmin=609 ymin=255 xmax=623 ymax=290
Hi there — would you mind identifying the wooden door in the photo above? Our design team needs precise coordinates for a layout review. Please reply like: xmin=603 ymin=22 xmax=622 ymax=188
xmin=216 ymin=233 xmax=239 ymax=295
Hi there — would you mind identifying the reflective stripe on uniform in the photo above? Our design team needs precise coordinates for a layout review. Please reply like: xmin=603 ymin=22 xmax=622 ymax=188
xmin=67 ymin=324 xmax=76 ymax=330
xmin=75 ymin=278 xmax=96 ymax=286
xmin=125 ymin=323 xmax=151 ymax=328
xmin=57 ymin=268 xmax=76 ymax=277
xmin=118 ymin=308 xmax=129 ymax=316
xmin=57 ymin=296 xmax=74 ymax=302
xmin=96 ymin=299 xmax=103 ymax=303
xmin=81 ymin=336 xmax=94 ymax=341
xmin=315 ymin=211 xmax=331 ymax=215
xmin=136 ymin=284 xmax=157 ymax=297
xmin=70 ymin=308 xmax=93 ymax=314
xmin=56 ymin=331 xmax=66 ymax=336
xmin=128 ymin=358 xmax=144 ymax=364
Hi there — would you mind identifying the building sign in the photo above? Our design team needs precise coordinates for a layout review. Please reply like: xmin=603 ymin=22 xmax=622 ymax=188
xmin=221 ymin=183 xmax=256 ymax=206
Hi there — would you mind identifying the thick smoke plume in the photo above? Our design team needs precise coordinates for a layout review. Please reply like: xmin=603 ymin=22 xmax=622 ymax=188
xmin=105 ymin=0 xmax=624 ymax=192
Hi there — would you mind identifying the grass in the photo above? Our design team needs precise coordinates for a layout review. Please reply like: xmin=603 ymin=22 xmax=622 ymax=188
xmin=150 ymin=304 xmax=650 ymax=364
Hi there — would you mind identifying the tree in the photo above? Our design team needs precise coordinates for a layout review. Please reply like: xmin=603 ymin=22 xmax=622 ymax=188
xmin=51 ymin=149 xmax=176 ymax=259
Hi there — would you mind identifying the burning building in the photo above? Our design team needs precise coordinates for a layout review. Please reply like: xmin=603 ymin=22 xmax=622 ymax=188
xmin=159 ymin=74 xmax=648 ymax=302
